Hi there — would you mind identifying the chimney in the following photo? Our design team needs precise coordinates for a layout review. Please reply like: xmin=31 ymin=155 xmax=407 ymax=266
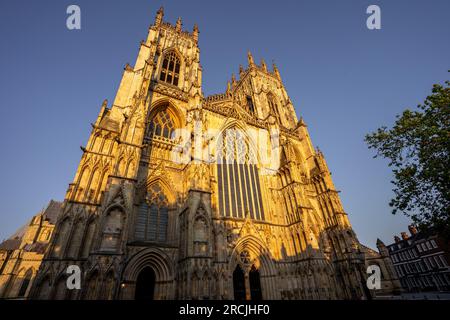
xmin=401 ymin=232 xmax=409 ymax=241
xmin=394 ymin=236 xmax=401 ymax=243
xmin=408 ymin=225 xmax=417 ymax=236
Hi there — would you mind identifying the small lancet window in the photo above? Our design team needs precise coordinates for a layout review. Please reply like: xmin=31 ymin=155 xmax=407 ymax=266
xmin=159 ymin=52 xmax=180 ymax=86
xmin=267 ymin=94 xmax=281 ymax=122
xmin=246 ymin=96 xmax=255 ymax=113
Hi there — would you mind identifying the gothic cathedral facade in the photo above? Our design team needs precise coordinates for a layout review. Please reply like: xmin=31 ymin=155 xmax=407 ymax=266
xmin=30 ymin=8 xmax=370 ymax=300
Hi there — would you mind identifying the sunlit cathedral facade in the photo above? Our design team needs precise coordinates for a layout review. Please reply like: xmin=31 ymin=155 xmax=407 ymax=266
xmin=27 ymin=8 xmax=375 ymax=300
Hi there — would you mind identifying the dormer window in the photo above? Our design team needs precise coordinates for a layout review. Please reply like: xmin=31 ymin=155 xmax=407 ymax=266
xmin=159 ymin=52 xmax=180 ymax=86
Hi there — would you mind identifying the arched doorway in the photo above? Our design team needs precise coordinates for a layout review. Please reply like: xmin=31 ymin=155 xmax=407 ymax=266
xmin=135 ymin=267 xmax=156 ymax=300
xmin=233 ymin=265 xmax=246 ymax=300
xmin=249 ymin=265 xmax=262 ymax=300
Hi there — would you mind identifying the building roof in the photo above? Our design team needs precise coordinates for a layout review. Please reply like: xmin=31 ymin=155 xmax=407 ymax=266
xmin=42 ymin=200 xmax=62 ymax=224
xmin=360 ymin=244 xmax=381 ymax=258
xmin=0 ymin=238 xmax=22 ymax=251
xmin=0 ymin=200 xmax=62 ymax=252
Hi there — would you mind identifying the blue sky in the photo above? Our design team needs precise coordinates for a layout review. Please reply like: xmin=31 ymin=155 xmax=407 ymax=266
xmin=0 ymin=0 xmax=449 ymax=248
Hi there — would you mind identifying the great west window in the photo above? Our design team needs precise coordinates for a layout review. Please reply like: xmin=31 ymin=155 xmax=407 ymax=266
xmin=216 ymin=128 xmax=265 ymax=220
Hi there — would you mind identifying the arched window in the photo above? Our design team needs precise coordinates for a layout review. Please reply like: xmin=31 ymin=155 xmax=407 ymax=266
xmin=267 ymin=94 xmax=281 ymax=122
xmin=67 ymin=220 xmax=84 ymax=258
xmin=159 ymin=51 xmax=180 ymax=86
xmin=148 ymin=109 xmax=175 ymax=139
xmin=82 ymin=220 xmax=96 ymax=258
xmin=52 ymin=218 xmax=71 ymax=258
xmin=18 ymin=269 xmax=32 ymax=297
xmin=135 ymin=183 xmax=169 ymax=242
xmin=100 ymin=208 xmax=124 ymax=251
xmin=216 ymin=128 xmax=265 ymax=220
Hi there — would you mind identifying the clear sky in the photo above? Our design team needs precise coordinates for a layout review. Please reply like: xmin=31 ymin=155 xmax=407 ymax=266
xmin=0 ymin=0 xmax=449 ymax=248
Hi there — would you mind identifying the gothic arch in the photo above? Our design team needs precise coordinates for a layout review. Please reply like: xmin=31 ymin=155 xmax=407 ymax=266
xmin=52 ymin=217 xmax=72 ymax=258
xmin=266 ymin=92 xmax=282 ymax=121
xmin=231 ymin=236 xmax=276 ymax=270
xmin=213 ymin=119 xmax=263 ymax=166
xmin=121 ymin=247 xmax=175 ymax=299
xmin=81 ymin=215 xmax=97 ymax=258
xmin=228 ymin=235 xmax=278 ymax=299
xmin=148 ymin=98 xmax=185 ymax=130
xmin=144 ymin=177 xmax=177 ymax=205
xmin=99 ymin=205 xmax=126 ymax=252
xmin=158 ymin=48 xmax=185 ymax=86
xmin=67 ymin=218 xmax=85 ymax=258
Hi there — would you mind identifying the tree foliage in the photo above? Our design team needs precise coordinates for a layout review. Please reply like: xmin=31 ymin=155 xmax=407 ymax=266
xmin=365 ymin=78 xmax=450 ymax=236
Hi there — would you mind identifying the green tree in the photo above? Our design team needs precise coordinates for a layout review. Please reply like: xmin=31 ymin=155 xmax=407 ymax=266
xmin=365 ymin=78 xmax=450 ymax=236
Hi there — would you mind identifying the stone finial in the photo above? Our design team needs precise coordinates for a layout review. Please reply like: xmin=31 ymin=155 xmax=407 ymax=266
xmin=261 ymin=58 xmax=267 ymax=72
xmin=155 ymin=6 xmax=164 ymax=26
xmin=231 ymin=73 xmax=237 ymax=87
xmin=298 ymin=117 xmax=306 ymax=127
xmin=226 ymin=81 xmax=231 ymax=95
xmin=102 ymin=99 xmax=108 ymax=108
xmin=401 ymin=232 xmax=409 ymax=240
xmin=193 ymin=23 xmax=199 ymax=43
xmin=394 ymin=235 xmax=401 ymax=243
xmin=176 ymin=17 xmax=182 ymax=32
xmin=239 ymin=64 xmax=244 ymax=78
xmin=272 ymin=61 xmax=281 ymax=81
xmin=247 ymin=51 xmax=255 ymax=66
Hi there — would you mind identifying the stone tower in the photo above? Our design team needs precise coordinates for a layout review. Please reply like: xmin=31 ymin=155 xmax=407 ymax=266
xmin=30 ymin=7 xmax=369 ymax=300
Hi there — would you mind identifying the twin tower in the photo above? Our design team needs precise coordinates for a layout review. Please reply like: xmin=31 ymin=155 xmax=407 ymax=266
xmin=30 ymin=7 xmax=369 ymax=300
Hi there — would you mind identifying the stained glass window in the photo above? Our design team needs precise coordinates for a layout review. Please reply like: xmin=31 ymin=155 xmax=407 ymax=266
xmin=148 ymin=109 xmax=175 ymax=139
xmin=217 ymin=129 xmax=265 ymax=220
xmin=135 ymin=183 xmax=169 ymax=242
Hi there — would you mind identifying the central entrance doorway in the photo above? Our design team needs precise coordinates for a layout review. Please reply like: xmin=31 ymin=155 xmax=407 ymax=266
xmin=135 ymin=267 xmax=156 ymax=300
xmin=233 ymin=264 xmax=262 ymax=300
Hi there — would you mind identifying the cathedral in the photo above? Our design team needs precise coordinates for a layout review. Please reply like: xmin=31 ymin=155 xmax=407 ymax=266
xmin=10 ymin=7 xmax=392 ymax=300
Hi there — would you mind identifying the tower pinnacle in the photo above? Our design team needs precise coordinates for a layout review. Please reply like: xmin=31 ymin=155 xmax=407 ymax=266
xmin=272 ymin=61 xmax=281 ymax=81
xmin=155 ymin=6 xmax=164 ymax=26
xmin=247 ymin=51 xmax=255 ymax=66
xmin=193 ymin=23 xmax=199 ymax=43
xmin=176 ymin=17 xmax=182 ymax=32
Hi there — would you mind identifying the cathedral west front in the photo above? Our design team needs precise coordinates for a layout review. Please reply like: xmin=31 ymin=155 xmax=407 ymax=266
xmin=14 ymin=7 xmax=380 ymax=300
